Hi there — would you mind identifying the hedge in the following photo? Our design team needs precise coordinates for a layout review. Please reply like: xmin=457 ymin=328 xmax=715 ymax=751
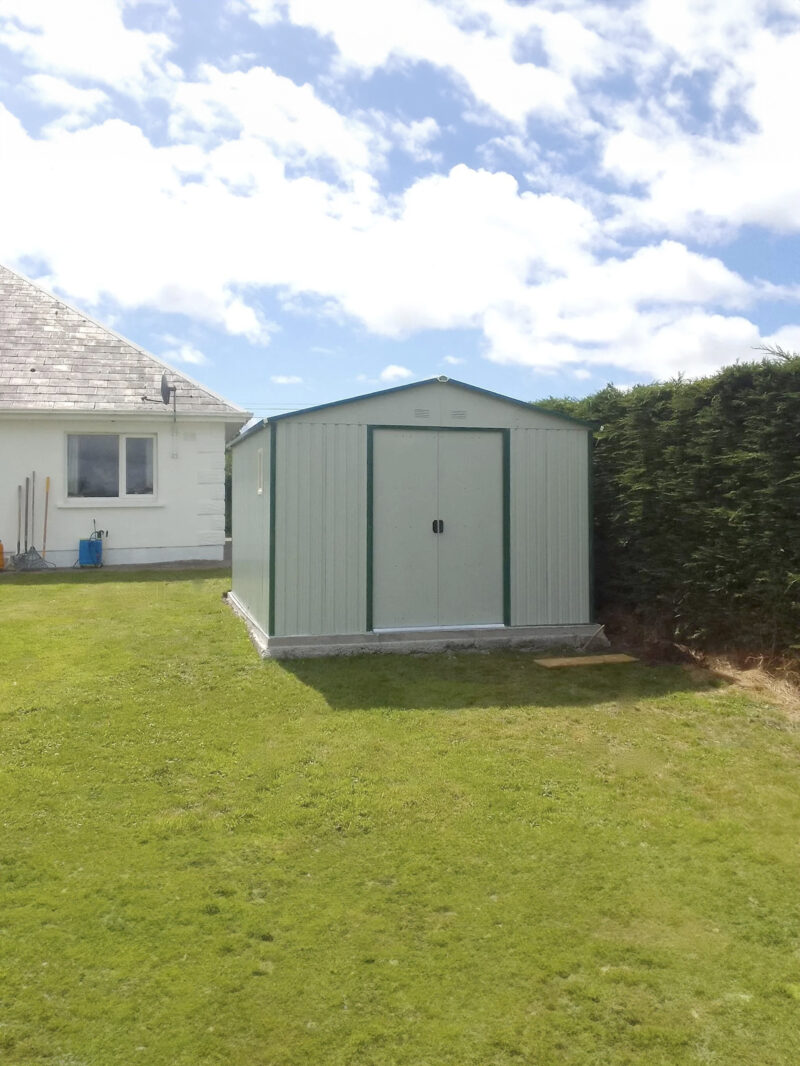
xmin=543 ymin=353 xmax=800 ymax=652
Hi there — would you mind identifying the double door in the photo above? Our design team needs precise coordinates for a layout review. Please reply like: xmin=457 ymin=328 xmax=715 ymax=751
xmin=370 ymin=428 xmax=506 ymax=629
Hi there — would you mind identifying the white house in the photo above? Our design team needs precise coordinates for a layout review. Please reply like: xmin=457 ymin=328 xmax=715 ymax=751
xmin=0 ymin=264 xmax=249 ymax=567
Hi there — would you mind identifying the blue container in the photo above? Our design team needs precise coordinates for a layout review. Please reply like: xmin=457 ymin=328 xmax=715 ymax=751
xmin=79 ymin=538 xmax=103 ymax=567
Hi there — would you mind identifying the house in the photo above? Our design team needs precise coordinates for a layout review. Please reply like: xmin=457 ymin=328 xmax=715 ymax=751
xmin=229 ymin=376 xmax=602 ymax=657
xmin=0 ymin=264 xmax=249 ymax=567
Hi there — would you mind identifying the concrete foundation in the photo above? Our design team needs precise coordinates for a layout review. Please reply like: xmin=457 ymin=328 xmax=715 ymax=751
xmin=227 ymin=591 xmax=606 ymax=659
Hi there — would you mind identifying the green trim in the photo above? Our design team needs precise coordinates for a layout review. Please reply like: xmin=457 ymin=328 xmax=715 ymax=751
xmin=367 ymin=424 xmax=510 ymax=630
xmin=256 ymin=377 xmax=594 ymax=430
xmin=228 ymin=418 xmax=266 ymax=449
xmin=502 ymin=429 xmax=511 ymax=627
xmin=365 ymin=427 xmax=374 ymax=632
xmin=267 ymin=421 xmax=277 ymax=637
xmin=587 ymin=432 xmax=595 ymax=624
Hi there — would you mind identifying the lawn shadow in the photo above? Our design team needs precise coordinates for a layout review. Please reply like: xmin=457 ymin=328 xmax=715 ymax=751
xmin=280 ymin=650 xmax=724 ymax=711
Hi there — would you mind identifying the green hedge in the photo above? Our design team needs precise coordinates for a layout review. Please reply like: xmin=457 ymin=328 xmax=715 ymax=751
xmin=544 ymin=354 xmax=800 ymax=651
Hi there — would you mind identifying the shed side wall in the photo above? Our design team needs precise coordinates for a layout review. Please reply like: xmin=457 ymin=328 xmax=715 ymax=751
xmin=511 ymin=427 xmax=590 ymax=624
xmin=274 ymin=421 xmax=366 ymax=637
xmin=231 ymin=428 xmax=270 ymax=631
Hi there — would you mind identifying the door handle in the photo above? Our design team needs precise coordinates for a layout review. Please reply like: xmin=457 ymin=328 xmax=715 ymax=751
xmin=431 ymin=519 xmax=444 ymax=534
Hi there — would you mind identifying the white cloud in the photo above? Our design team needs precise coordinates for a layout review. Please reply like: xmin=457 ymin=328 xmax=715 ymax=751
xmin=379 ymin=364 xmax=414 ymax=382
xmin=236 ymin=0 xmax=603 ymax=125
xmin=1 ymin=0 xmax=798 ymax=388
xmin=271 ymin=374 xmax=303 ymax=384
xmin=162 ymin=341 xmax=209 ymax=365
xmin=0 ymin=0 xmax=176 ymax=93
xmin=0 ymin=101 xmax=776 ymax=383
xmin=762 ymin=326 xmax=800 ymax=356
xmin=602 ymin=16 xmax=800 ymax=236
xmin=24 ymin=74 xmax=109 ymax=118
xmin=443 ymin=355 xmax=465 ymax=365
xmin=384 ymin=116 xmax=441 ymax=162
xmin=170 ymin=64 xmax=381 ymax=176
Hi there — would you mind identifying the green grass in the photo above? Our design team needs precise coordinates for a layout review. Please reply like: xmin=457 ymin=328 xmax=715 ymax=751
xmin=2 ymin=571 xmax=800 ymax=1065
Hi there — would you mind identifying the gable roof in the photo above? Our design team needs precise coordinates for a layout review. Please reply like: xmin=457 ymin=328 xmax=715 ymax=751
xmin=0 ymin=264 xmax=248 ymax=420
xmin=231 ymin=375 xmax=592 ymax=446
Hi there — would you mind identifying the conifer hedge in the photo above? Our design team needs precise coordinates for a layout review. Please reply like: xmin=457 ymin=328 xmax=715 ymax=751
xmin=545 ymin=354 xmax=800 ymax=652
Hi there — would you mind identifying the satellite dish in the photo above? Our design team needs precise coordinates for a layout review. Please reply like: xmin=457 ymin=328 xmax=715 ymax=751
xmin=141 ymin=373 xmax=177 ymax=419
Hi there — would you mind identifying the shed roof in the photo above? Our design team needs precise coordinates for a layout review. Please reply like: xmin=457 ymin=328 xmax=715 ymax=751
xmin=230 ymin=376 xmax=592 ymax=447
xmin=0 ymin=264 xmax=248 ymax=420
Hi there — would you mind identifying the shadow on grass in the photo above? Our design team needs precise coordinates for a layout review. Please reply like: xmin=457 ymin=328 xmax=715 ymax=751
xmin=280 ymin=651 xmax=722 ymax=711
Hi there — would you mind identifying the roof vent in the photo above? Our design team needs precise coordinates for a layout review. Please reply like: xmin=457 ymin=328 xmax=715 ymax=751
xmin=437 ymin=375 xmax=448 ymax=382
xmin=451 ymin=410 xmax=467 ymax=420
xmin=414 ymin=408 xmax=430 ymax=418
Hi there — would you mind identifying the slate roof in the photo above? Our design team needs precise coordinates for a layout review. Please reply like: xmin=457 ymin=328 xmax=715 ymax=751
xmin=0 ymin=264 xmax=248 ymax=419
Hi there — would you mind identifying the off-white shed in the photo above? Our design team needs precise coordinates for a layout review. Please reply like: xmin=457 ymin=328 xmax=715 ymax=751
xmin=229 ymin=377 xmax=601 ymax=657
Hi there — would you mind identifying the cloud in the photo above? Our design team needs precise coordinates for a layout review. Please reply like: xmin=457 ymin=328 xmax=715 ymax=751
xmin=170 ymin=64 xmax=382 ymax=176
xmin=602 ymin=13 xmax=800 ymax=236
xmin=24 ymin=74 xmax=109 ymax=122
xmin=0 ymin=0 xmax=176 ymax=94
xmin=762 ymin=326 xmax=800 ymax=356
xmin=1 ymin=101 xmax=785 ymax=383
xmin=235 ymin=0 xmax=603 ymax=125
xmin=270 ymin=374 xmax=303 ymax=384
xmin=379 ymin=364 xmax=414 ymax=382
xmin=443 ymin=355 xmax=465 ymax=365
xmin=1 ymin=0 xmax=798 ymax=389
xmin=162 ymin=341 xmax=209 ymax=365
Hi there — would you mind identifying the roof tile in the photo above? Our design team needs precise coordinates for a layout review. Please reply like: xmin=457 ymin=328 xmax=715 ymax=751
xmin=0 ymin=265 xmax=248 ymax=419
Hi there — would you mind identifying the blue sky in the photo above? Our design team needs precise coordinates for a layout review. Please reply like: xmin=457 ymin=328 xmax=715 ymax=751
xmin=1 ymin=0 xmax=799 ymax=418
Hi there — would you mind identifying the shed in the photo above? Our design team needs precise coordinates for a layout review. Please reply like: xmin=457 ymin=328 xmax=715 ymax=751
xmin=229 ymin=377 xmax=601 ymax=657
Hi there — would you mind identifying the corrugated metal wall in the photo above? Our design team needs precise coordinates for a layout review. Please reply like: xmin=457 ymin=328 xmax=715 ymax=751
xmin=231 ymin=382 xmax=592 ymax=639
xmin=273 ymin=421 xmax=367 ymax=637
xmin=231 ymin=428 xmax=270 ymax=631
xmin=510 ymin=428 xmax=590 ymax=625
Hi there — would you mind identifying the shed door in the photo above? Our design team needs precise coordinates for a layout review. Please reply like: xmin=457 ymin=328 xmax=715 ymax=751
xmin=371 ymin=429 xmax=505 ymax=629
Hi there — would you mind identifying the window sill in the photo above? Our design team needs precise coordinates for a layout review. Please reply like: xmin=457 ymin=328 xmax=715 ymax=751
xmin=58 ymin=499 xmax=164 ymax=509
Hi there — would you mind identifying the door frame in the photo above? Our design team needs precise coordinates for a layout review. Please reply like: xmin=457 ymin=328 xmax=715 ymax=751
xmin=366 ymin=425 xmax=511 ymax=632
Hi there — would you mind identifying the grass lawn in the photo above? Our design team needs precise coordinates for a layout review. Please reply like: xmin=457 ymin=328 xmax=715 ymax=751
xmin=2 ymin=571 xmax=800 ymax=1066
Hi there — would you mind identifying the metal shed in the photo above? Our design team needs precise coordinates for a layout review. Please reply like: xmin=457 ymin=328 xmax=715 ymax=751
xmin=229 ymin=377 xmax=601 ymax=657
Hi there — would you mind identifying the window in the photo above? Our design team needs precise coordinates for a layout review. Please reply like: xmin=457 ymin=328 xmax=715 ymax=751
xmin=67 ymin=434 xmax=155 ymax=499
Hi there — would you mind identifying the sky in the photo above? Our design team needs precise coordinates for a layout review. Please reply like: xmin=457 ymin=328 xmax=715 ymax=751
xmin=1 ymin=0 xmax=799 ymax=418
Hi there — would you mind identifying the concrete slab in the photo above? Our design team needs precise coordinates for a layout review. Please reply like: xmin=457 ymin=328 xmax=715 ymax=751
xmin=226 ymin=591 xmax=607 ymax=660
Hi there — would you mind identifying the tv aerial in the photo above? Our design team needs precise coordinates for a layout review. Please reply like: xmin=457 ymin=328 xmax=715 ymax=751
xmin=142 ymin=372 xmax=177 ymax=419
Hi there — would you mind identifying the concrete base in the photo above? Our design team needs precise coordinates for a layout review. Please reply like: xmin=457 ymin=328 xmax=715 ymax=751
xmin=227 ymin=592 xmax=606 ymax=660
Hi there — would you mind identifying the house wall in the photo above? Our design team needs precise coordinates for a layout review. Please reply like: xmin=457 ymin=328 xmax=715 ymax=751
xmin=241 ymin=382 xmax=590 ymax=639
xmin=0 ymin=414 xmax=228 ymax=566
xmin=230 ymin=425 xmax=270 ymax=629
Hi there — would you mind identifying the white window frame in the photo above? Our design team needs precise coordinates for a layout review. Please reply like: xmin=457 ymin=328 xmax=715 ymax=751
xmin=65 ymin=432 xmax=158 ymax=502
